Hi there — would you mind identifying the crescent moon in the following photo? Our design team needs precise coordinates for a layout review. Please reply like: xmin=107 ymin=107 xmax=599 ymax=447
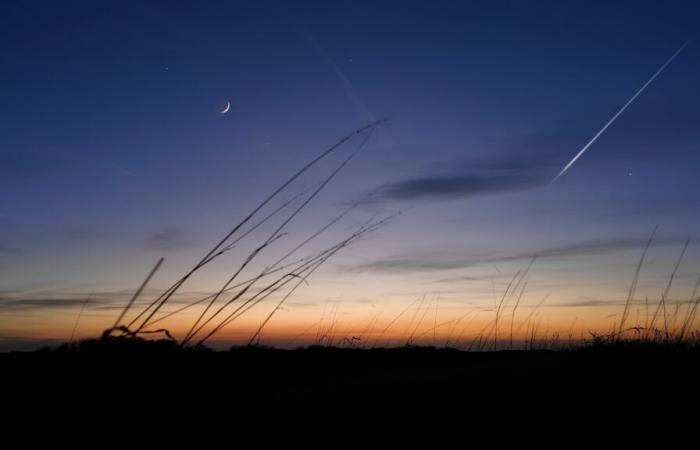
xmin=220 ymin=101 xmax=231 ymax=114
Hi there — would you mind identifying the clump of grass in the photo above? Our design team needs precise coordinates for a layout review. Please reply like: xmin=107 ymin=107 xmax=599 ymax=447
xmin=99 ymin=120 xmax=393 ymax=348
xmin=55 ymin=335 xmax=183 ymax=353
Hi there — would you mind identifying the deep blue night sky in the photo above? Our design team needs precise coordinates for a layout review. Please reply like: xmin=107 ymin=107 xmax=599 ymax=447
xmin=2 ymin=1 xmax=700 ymax=347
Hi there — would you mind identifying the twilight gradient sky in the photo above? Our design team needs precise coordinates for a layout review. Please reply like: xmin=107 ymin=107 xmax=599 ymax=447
xmin=2 ymin=1 xmax=700 ymax=349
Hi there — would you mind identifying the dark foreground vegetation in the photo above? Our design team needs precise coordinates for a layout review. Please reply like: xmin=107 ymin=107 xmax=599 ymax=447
xmin=3 ymin=338 xmax=699 ymax=449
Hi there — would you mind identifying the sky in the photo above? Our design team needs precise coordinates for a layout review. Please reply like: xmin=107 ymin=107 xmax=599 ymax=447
xmin=2 ymin=0 xmax=700 ymax=350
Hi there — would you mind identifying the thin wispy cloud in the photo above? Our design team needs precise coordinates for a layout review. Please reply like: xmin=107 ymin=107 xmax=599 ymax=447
xmin=0 ymin=244 xmax=22 ymax=254
xmin=0 ymin=150 xmax=67 ymax=180
xmin=0 ymin=287 xmax=246 ymax=313
xmin=58 ymin=225 xmax=110 ymax=242
xmin=350 ymin=236 xmax=686 ymax=273
xmin=0 ymin=297 xmax=97 ymax=312
xmin=547 ymin=296 xmax=698 ymax=309
xmin=591 ymin=197 xmax=700 ymax=222
xmin=145 ymin=228 xmax=192 ymax=252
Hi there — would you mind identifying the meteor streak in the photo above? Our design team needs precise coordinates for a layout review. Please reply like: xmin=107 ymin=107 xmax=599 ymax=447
xmin=551 ymin=42 xmax=688 ymax=184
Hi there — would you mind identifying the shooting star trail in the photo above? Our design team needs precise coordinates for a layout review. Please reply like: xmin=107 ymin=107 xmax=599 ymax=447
xmin=301 ymin=28 xmax=375 ymax=122
xmin=551 ymin=42 xmax=688 ymax=184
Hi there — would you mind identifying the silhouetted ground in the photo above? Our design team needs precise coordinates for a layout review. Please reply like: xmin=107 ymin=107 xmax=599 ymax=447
xmin=2 ymin=339 xmax=699 ymax=449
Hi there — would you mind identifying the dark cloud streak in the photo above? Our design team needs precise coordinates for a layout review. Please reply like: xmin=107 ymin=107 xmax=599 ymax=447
xmin=0 ymin=244 xmax=23 ymax=254
xmin=351 ymin=236 xmax=686 ymax=273
xmin=372 ymin=152 xmax=554 ymax=202
xmin=145 ymin=228 xmax=192 ymax=252
xmin=0 ymin=298 xmax=96 ymax=312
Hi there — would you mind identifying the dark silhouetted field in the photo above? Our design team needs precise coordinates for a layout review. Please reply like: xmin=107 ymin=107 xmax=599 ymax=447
xmin=3 ymin=339 xmax=699 ymax=449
